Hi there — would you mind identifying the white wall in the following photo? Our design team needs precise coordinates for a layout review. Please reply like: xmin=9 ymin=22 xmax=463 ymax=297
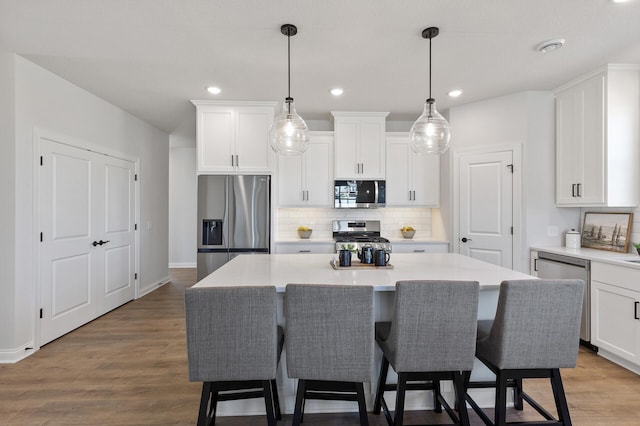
xmin=1 ymin=55 xmax=170 ymax=360
xmin=169 ymin=113 xmax=197 ymax=267
xmin=449 ymin=91 xmax=580 ymax=272
xmin=0 ymin=48 xmax=16 ymax=348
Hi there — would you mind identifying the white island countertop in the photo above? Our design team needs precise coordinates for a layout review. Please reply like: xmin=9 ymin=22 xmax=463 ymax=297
xmin=194 ymin=253 xmax=534 ymax=291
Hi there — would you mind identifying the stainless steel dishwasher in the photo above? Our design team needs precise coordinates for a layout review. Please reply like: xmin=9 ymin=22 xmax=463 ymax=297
xmin=535 ymin=251 xmax=595 ymax=350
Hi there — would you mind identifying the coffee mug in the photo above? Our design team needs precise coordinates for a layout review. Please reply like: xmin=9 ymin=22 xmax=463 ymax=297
xmin=360 ymin=245 xmax=374 ymax=264
xmin=339 ymin=250 xmax=352 ymax=267
xmin=374 ymin=249 xmax=391 ymax=266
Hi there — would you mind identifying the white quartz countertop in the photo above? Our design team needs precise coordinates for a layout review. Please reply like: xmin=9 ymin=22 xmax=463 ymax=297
xmin=194 ymin=253 xmax=534 ymax=291
xmin=531 ymin=246 xmax=640 ymax=269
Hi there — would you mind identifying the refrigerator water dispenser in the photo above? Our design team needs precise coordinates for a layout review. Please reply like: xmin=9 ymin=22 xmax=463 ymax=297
xmin=202 ymin=219 xmax=223 ymax=246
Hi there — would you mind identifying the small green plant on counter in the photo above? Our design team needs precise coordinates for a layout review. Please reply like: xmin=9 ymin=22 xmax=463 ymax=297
xmin=341 ymin=243 xmax=357 ymax=253
xmin=633 ymin=242 xmax=640 ymax=254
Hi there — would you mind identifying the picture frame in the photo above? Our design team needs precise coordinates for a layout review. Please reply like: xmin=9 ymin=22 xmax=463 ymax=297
xmin=581 ymin=212 xmax=634 ymax=253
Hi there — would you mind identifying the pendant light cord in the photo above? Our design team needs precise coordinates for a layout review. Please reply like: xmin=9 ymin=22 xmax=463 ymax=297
xmin=287 ymin=28 xmax=292 ymax=114
xmin=428 ymin=34 xmax=432 ymax=101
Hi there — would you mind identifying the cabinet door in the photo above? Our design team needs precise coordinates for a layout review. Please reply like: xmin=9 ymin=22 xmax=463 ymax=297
xmin=359 ymin=120 xmax=386 ymax=179
xmin=393 ymin=243 xmax=449 ymax=253
xmin=278 ymin=154 xmax=304 ymax=206
xmin=579 ymin=74 xmax=606 ymax=205
xmin=412 ymin=152 xmax=439 ymax=206
xmin=235 ymin=107 xmax=272 ymax=173
xmin=555 ymin=86 xmax=581 ymax=204
xmin=386 ymin=137 xmax=411 ymax=205
xmin=305 ymin=135 xmax=333 ymax=206
xmin=334 ymin=120 xmax=359 ymax=178
xmin=198 ymin=107 xmax=235 ymax=173
xmin=591 ymin=280 xmax=640 ymax=364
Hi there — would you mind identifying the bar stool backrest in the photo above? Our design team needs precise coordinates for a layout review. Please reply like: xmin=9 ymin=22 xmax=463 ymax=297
xmin=184 ymin=286 xmax=279 ymax=382
xmin=386 ymin=280 xmax=479 ymax=372
xmin=478 ymin=279 xmax=585 ymax=370
xmin=285 ymin=284 xmax=374 ymax=383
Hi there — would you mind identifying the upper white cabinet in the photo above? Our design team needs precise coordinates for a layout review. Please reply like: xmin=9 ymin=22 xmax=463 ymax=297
xmin=385 ymin=133 xmax=439 ymax=207
xmin=192 ymin=101 xmax=276 ymax=174
xmin=332 ymin=112 xmax=388 ymax=179
xmin=555 ymin=66 xmax=639 ymax=207
xmin=278 ymin=132 xmax=334 ymax=207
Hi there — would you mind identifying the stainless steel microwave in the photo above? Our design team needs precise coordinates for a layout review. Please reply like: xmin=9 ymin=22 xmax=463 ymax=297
xmin=334 ymin=180 xmax=386 ymax=208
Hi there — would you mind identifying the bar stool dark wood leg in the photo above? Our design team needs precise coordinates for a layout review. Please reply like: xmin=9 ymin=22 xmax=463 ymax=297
xmin=373 ymin=356 xmax=389 ymax=414
xmin=292 ymin=379 xmax=306 ymax=426
xmin=551 ymin=369 xmax=572 ymax=425
xmin=356 ymin=383 xmax=370 ymax=426
xmin=394 ymin=373 xmax=408 ymax=426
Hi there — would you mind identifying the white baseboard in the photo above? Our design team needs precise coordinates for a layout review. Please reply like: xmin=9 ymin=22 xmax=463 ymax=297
xmin=168 ymin=262 xmax=196 ymax=268
xmin=0 ymin=345 xmax=37 ymax=364
xmin=137 ymin=275 xmax=171 ymax=298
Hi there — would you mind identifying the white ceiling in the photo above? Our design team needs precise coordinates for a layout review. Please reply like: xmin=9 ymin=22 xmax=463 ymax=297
xmin=2 ymin=0 xmax=640 ymax=134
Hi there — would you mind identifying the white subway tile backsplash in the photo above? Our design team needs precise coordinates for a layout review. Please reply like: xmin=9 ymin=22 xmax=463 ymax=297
xmin=277 ymin=207 xmax=434 ymax=240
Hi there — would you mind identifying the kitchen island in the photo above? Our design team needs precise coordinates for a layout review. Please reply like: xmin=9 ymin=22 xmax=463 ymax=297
xmin=194 ymin=253 xmax=535 ymax=416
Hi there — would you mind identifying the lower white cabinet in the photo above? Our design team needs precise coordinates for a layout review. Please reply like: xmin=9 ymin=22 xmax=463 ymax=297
xmin=391 ymin=242 xmax=449 ymax=254
xmin=591 ymin=262 xmax=640 ymax=369
xmin=275 ymin=242 xmax=335 ymax=254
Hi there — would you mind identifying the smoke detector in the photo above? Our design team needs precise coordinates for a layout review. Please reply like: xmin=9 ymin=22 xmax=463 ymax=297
xmin=537 ymin=38 xmax=565 ymax=53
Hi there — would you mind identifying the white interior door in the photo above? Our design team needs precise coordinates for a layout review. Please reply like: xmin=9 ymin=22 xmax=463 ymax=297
xmin=99 ymin=157 xmax=136 ymax=314
xmin=458 ymin=151 xmax=513 ymax=268
xmin=39 ymin=137 xmax=135 ymax=345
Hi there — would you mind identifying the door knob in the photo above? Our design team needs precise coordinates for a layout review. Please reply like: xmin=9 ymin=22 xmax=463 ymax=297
xmin=461 ymin=237 xmax=472 ymax=243
xmin=92 ymin=240 xmax=111 ymax=247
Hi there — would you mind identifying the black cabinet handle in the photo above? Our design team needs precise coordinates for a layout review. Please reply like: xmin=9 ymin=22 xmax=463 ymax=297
xmin=572 ymin=184 xmax=576 ymax=197
xmin=577 ymin=183 xmax=582 ymax=197
xmin=635 ymin=301 xmax=639 ymax=320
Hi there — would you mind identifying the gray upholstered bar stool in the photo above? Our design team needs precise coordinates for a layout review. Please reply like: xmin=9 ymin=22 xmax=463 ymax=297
xmin=373 ymin=280 xmax=480 ymax=426
xmin=184 ymin=286 xmax=283 ymax=426
xmin=465 ymin=279 xmax=584 ymax=426
xmin=285 ymin=284 xmax=374 ymax=426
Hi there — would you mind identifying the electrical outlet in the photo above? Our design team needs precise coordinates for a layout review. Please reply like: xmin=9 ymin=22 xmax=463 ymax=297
xmin=147 ymin=220 xmax=153 ymax=230
xmin=547 ymin=226 xmax=558 ymax=237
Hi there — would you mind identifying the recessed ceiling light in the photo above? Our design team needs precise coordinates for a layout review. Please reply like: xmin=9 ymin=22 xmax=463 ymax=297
xmin=537 ymin=38 xmax=565 ymax=53
xmin=206 ymin=86 xmax=221 ymax=95
xmin=448 ymin=89 xmax=463 ymax=98
xmin=330 ymin=88 xmax=344 ymax=96
xmin=611 ymin=0 xmax=631 ymax=3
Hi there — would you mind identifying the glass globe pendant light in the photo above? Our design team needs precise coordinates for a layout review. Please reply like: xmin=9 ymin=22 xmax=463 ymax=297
xmin=270 ymin=24 xmax=309 ymax=155
xmin=409 ymin=27 xmax=451 ymax=155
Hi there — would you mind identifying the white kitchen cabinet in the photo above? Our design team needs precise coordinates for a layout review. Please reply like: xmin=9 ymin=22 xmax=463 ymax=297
xmin=386 ymin=133 xmax=439 ymax=206
xmin=275 ymin=242 xmax=335 ymax=254
xmin=332 ymin=112 xmax=388 ymax=179
xmin=193 ymin=101 xmax=276 ymax=174
xmin=591 ymin=262 xmax=640 ymax=372
xmin=278 ymin=132 xmax=333 ymax=207
xmin=555 ymin=66 xmax=639 ymax=207
xmin=391 ymin=242 xmax=449 ymax=254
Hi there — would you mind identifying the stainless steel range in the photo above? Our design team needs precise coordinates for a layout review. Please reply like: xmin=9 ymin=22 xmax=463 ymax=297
xmin=333 ymin=220 xmax=392 ymax=253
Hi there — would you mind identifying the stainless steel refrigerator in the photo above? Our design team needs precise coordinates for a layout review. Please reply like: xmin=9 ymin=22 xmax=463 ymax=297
xmin=197 ymin=175 xmax=270 ymax=281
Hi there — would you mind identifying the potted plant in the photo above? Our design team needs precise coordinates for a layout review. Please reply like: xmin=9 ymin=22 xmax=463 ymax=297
xmin=634 ymin=242 xmax=640 ymax=256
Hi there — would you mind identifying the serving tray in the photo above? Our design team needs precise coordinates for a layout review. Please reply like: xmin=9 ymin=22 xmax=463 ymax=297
xmin=330 ymin=259 xmax=394 ymax=270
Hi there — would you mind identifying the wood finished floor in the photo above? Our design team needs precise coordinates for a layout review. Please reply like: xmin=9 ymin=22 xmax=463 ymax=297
xmin=2 ymin=268 xmax=640 ymax=425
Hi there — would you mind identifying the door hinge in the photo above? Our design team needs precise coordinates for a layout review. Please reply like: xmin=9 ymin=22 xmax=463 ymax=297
xmin=40 ymin=156 xmax=43 ymax=166
xmin=507 ymin=164 xmax=514 ymax=173
xmin=134 ymin=224 xmax=138 ymax=231
xmin=511 ymin=226 xmax=513 ymax=235
xmin=134 ymin=174 xmax=138 ymax=181
xmin=40 ymin=232 xmax=43 ymax=242
xmin=134 ymin=273 xmax=138 ymax=280
xmin=39 ymin=308 xmax=43 ymax=319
